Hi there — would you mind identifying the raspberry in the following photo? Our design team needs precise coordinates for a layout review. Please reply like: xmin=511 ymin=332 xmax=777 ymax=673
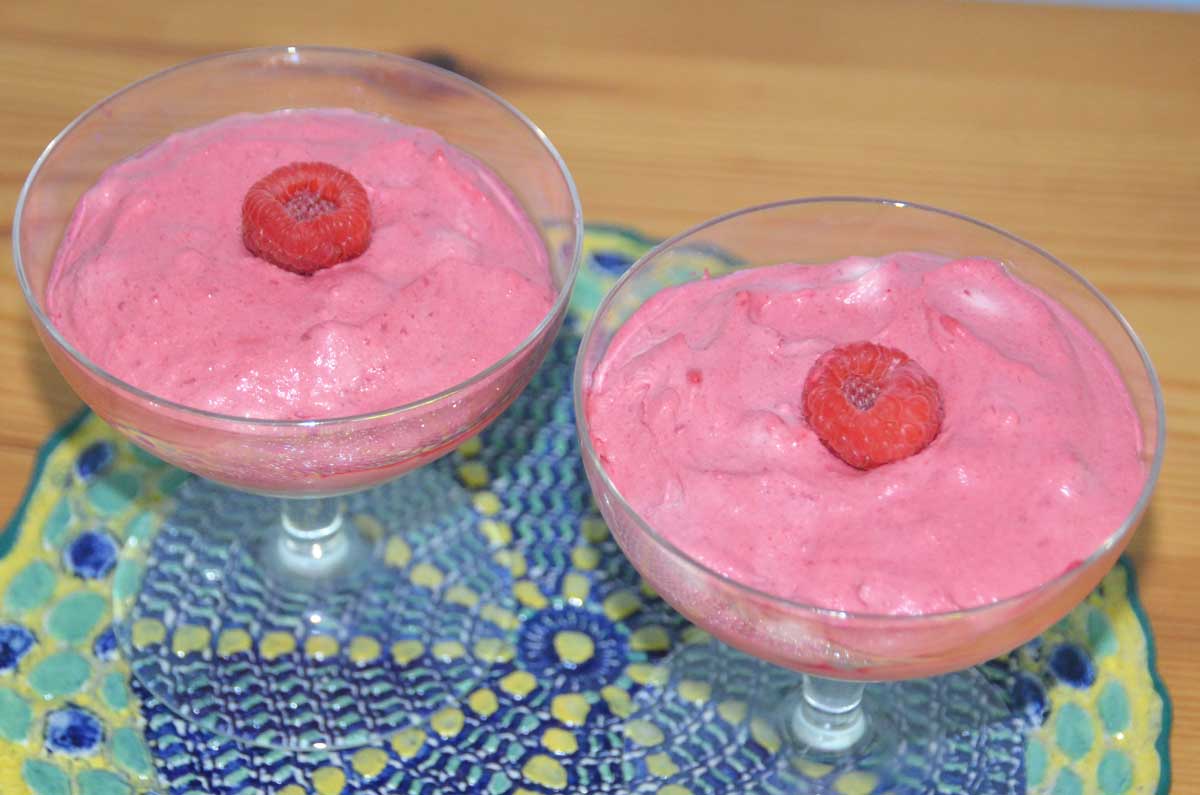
xmin=242 ymin=161 xmax=372 ymax=275
xmin=802 ymin=341 xmax=944 ymax=470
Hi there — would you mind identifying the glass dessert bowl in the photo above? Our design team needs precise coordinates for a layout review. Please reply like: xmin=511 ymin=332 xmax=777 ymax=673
xmin=15 ymin=47 xmax=582 ymax=750
xmin=574 ymin=198 xmax=1163 ymax=761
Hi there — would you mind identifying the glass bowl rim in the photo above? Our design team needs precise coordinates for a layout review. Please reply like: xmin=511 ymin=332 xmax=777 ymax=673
xmin=572 ymin=195 xmax=1166 ymax=623
xmin=13 ymin=44 xmax=584 ymax=428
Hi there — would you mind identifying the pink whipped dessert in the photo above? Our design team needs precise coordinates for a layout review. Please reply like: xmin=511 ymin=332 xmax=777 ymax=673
xmin=46 ymin=109 xmax=552 ymax=420
xmin=585 ymin=254 xmax=1145 ymax=615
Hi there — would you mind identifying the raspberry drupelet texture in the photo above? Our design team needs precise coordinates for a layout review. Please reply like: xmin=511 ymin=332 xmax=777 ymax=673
xmin=802 ymin=341 xmax=944 ymax=470
xmin=242 ymin=161 xmax=372 ymax=274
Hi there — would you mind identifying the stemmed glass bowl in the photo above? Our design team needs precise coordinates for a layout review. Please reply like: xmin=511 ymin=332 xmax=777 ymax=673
xmin=574 ymin=197 xmax=1163 ymax=758
xmin=14 ymin=46 xmax=582 ymax=750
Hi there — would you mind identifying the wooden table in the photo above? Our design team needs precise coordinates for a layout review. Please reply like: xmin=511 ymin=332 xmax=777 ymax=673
xmin=1 ymin=0 xmax=1196 ymax=785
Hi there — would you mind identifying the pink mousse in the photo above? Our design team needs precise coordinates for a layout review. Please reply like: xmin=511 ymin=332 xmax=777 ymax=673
xmin=586 ymin=254 xmax=1145 ymax=615
xmin=47 ymin=109 xmax=553 ymax=420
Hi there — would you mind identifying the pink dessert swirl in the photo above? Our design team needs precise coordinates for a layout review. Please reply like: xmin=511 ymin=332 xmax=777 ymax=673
xmin=47 ymin=109 xmax=553 ymax=420
xmin=585 ymin=253 xmax=1145 ymax=615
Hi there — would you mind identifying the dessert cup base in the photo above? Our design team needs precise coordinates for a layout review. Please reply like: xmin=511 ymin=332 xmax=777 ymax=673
xmin=111 ymin=466 xmax=522 ymax=751
xmin=258 ymin=496 xmax=374 ymax=591
xmin=624 ymin=637 xmax=1026 ymax=791
xmin=787 ymin=676 xmax=868 ymax=753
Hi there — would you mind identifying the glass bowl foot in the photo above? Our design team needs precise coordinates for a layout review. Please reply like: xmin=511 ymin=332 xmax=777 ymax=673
xmin=621 ymin=638 xmax=1027 ymax=794
xmin=112 ymin=467 xmax=521 ymax=750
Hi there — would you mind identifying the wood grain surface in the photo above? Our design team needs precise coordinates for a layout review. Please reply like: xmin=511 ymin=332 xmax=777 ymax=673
xmin=1 ymin=0 xmax=1196 ymax=785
